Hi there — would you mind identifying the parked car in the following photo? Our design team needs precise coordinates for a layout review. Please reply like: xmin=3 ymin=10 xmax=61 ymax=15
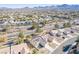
xmin=63 ymin=44 xmax=72 ymax=52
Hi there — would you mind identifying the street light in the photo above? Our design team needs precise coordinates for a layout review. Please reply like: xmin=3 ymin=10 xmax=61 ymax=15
xmin=4 ymin=41 xmax=14 ymax=54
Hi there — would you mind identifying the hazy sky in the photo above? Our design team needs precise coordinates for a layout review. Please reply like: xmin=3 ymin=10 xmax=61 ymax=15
xmin=0 ymin=4 xmax=79 ymax=8
xmin=0 ymin=0 xmax=79 ymax=8
xmin=0 ymin=4 xmax=53 ymax=8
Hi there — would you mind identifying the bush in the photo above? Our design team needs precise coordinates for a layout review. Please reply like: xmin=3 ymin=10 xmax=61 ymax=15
xmin=36 ymin=28 xmax=43 ymax=33
xmin=26 ymin=35 xmax=32 ymax=41
xmin=32 ymin=48 xmax=38 ymax=54
xmin=0 ymin=36 xmax=7 ymax=43
xmin=55 ymin=24 xmax=59 ymax=28
xmin=63 ymin=22 xmax=71 ymax=28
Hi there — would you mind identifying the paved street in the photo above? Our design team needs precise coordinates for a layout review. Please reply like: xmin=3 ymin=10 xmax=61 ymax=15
xmin=52 ymin=36 xmax=78 ymax=54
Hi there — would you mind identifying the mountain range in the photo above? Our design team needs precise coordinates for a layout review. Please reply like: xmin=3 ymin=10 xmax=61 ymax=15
xmin=0 ymin=4 xmax=79 ymax=10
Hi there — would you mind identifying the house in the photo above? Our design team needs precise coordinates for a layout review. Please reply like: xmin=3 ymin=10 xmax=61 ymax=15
xmin=0 ymin=21 xmax=11 ymax=26
xmin=74 ymin=19 xmax=79 ymax=25
xmin=9 ymin=20 xmax=32 ymax=25
xmin=31 ymin=36 xmax=47 ymax=49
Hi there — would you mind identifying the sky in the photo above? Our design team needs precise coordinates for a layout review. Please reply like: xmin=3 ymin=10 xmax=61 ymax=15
xmin=0 ymin=4 xmax=79 ymax=8
xmin=0 ymin=0 xmax=78 ymax=8
xmin=0 ymin=4 xmax=53 ymax=8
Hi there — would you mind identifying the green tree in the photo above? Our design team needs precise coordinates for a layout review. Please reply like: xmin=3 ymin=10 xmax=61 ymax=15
xmin=18 ymin=32 xmax=24 ymax=39
xmin=34 ymin=23 xmax=43 ymax=33
xmin=17 ymin=32 xmax=25 ymax=44
xmin=63 ymin=22 xmax=71 ymax=28
xmin=31 ymin=21 xmax=37 ymax=29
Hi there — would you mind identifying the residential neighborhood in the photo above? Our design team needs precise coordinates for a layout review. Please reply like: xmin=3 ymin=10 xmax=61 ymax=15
xmin=0 ymin=4 xmax=79 ymax=54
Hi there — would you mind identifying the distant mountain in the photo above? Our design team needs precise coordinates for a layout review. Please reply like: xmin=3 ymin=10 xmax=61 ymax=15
xmin=0 ymin=7 xmax=12 ymax=9
xmin=55 ymin=4 xmax=79 ymax=10
xmin=32 ymin=4 xmax=79 ymax=10
xmin=0 ymin=4 xmax=79 ymax=11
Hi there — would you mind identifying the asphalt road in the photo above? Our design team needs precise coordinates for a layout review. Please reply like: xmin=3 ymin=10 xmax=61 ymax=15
xmin=7 ymin=29 xmax=36 ymax=38
xmin=52 ymin=36 xmax=78 ymax=54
